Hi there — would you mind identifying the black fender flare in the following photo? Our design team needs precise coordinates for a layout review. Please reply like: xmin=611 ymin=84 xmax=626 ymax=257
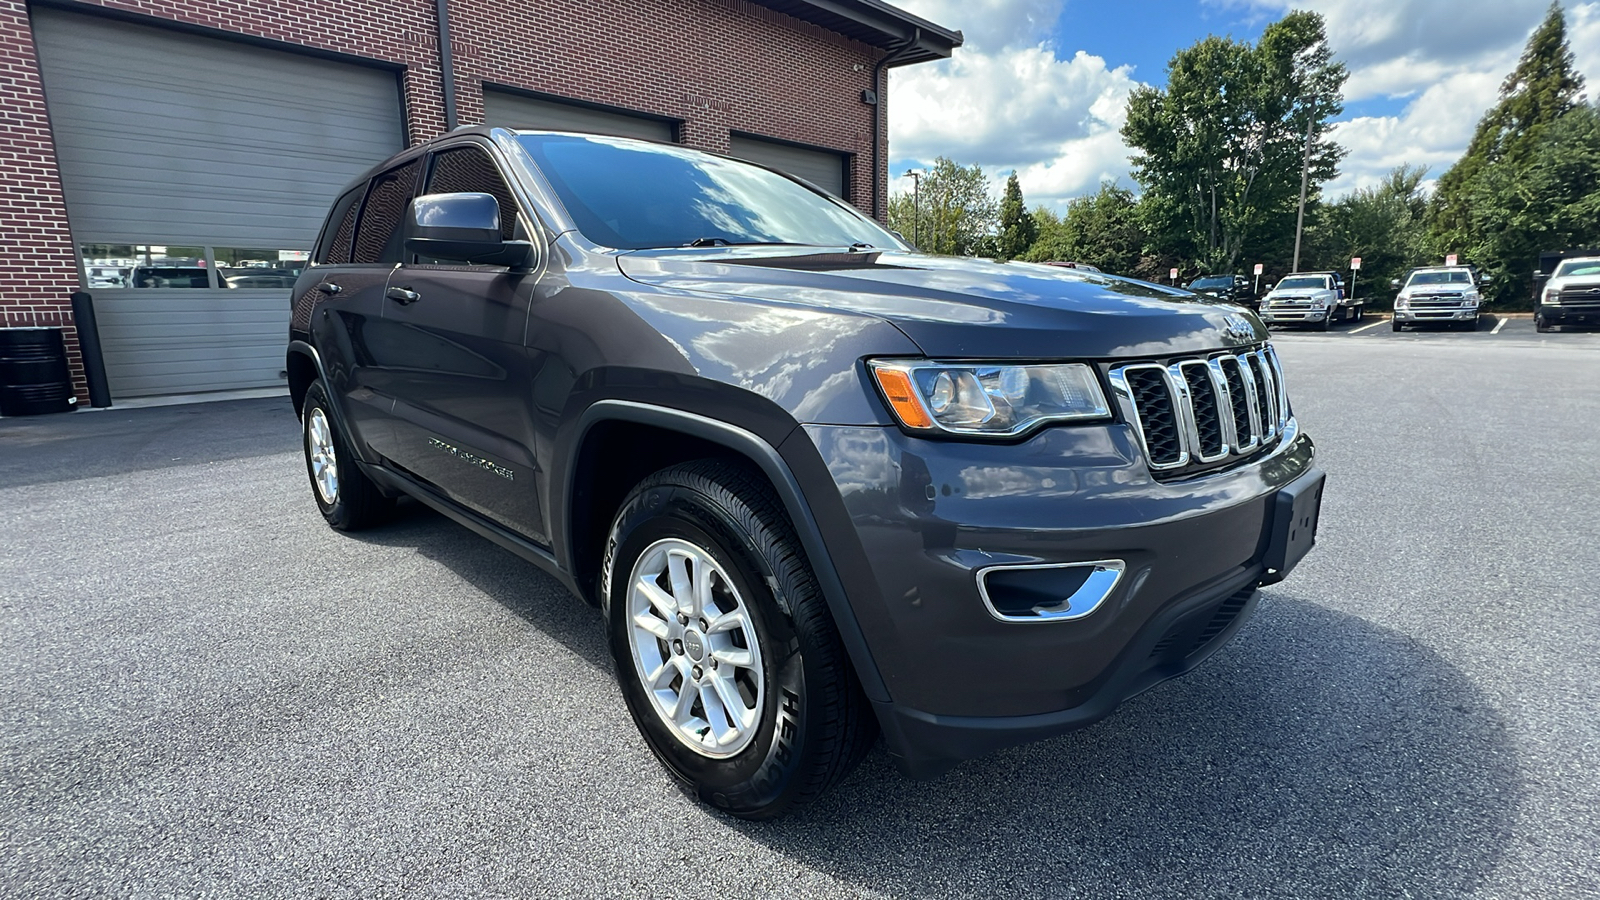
xmin=567 ymin=399 xmax=890 ymax=704
xmin=287 ymin=340 xmax=379 ymax=467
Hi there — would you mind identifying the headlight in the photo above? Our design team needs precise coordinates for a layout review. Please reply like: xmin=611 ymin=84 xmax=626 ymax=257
xmin=1311 ymin=296 xmax=1329 ymax=308
xmin=870 ymin=361 xmax=1110 ymax=437
xmin=1463 ymin=293 xmax=1479 ymax=306
xmin=1544 ymin=287 xmax=1561 ymax=305
xmin=1395 ymin=295 xmax=1410 ymax=308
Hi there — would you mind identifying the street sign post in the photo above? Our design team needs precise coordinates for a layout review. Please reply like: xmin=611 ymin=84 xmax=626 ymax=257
xmin=1169 ymin=267 xmax=1179 ymax=284
xmin=1350 ymin=257 xmax=1361 ymax=301
xmin=1253 ymin=262 xmax=1263 ymax=293
xmin=1446 ymin=253 xmax=1458 ymax=266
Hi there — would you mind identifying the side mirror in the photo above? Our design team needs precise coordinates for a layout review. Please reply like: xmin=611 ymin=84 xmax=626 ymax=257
xmin=1390 ymin=279 xmax=1402 ymax=288
xmin=1534 ymin=271 xmax=1547 ymax=279
xmin=1480 ymin=273 xmax=1494 ymax=284
xmin=404 ymin=192 xmax=532 ymax=268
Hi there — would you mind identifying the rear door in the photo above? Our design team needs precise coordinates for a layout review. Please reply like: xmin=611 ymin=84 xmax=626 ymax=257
xmin=377 ymin=143 xmax=546 ymax=542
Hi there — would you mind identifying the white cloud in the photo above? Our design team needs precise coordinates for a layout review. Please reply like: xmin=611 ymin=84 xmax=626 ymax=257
xmin=1323 ymin=69 xmax=1503 ymax=196
xmin=888 ymin=1 xmax=1139 ymax=210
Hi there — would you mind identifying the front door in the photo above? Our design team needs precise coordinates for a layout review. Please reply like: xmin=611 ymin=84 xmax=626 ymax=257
xmin=376 ymin=144 xmax=546 ymax=543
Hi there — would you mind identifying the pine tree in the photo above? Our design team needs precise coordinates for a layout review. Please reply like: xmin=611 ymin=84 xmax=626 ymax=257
xmin=1431 ymin=3 xmax=1586 ymax=254
xmin=997 ymin=173 xmax=1037 ymax=260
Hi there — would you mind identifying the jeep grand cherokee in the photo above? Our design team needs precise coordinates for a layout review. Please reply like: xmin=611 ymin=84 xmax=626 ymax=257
xmin=287 ymin=128 xmax=1324 ymax=819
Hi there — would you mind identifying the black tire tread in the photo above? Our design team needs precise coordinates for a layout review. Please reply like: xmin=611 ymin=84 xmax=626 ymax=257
xmin=631 ymin=459 xmax=876 ymax=816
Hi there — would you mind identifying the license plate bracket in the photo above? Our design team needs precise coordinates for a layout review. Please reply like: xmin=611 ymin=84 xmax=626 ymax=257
xmin=1262 ymin=467 xmax=1325 ymax=583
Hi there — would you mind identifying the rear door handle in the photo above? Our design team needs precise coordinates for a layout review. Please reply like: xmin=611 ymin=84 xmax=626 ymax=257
xmin=315 ymin=282 xmax=342 ymax=295
xmin=386 ymin=286 xmax=420 ymax=305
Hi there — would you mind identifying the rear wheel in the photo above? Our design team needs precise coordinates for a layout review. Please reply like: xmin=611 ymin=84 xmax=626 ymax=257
xmin=301 ymin=381 xmax=391 ymax=531
xmin=603 ymin=460 xmax=875 ymax=819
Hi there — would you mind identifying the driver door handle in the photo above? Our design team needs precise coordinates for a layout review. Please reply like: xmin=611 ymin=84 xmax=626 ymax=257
xmin=386 ymin=286 xmax=420 ymax=305
xmin=315 ymin=282 xmax=342 ymax=295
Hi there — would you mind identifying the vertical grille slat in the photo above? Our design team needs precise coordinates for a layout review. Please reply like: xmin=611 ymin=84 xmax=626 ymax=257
xmin=1113 ymin=346 xmax=1291 ymax=479
xmin=1124 ymin=367 xmax=1185 ymax=468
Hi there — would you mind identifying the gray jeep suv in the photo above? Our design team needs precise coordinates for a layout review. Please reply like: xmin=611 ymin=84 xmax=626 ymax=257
xmin=287 ymin=128 xmax=1324 ymax=819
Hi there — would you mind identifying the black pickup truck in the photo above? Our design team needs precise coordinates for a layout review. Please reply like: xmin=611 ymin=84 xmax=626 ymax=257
xmin=287 ymin=127 xmax=1324 ymax=819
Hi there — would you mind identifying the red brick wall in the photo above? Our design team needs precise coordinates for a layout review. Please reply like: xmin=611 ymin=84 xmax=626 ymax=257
xmin=0 ymin=0 xmax=890 ymax=404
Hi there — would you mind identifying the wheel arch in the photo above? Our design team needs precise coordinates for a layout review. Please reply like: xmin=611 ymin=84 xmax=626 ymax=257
xmin=561 ymin=400 xmax=890 ymax=704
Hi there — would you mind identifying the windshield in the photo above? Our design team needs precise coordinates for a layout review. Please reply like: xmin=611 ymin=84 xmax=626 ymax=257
xmin=1276 ymin=276 xmax=1328 ymax=290
xmin=1406 ymin=269 xmax=1473 ymax=287
xmin=1555 ymin=259 xmax=1600 ymax=278
xmin=514 ymin=133 xmax=903 ymax=251
xmin=1189 ymin=276 xmax=1232 ymax=289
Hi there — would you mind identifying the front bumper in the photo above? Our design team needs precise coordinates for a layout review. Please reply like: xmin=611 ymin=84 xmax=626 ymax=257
xmin=1539 ymin=304 xmax=1600 ymax=326
xmin=1260 ymin=306 xmax=1329 ymax=323
xmin=1394 ymin=306 xmax=1478 ymax=323
xmin=799 ymin=417 xmax=1318 ymax=775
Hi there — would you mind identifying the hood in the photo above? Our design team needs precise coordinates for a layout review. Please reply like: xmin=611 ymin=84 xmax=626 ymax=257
xmin=616 ymin=248 xmax=1266 ymax=359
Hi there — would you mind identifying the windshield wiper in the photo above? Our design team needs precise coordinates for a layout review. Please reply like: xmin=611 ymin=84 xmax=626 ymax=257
xmin=681 ymin=238 xmax=813 ymax=248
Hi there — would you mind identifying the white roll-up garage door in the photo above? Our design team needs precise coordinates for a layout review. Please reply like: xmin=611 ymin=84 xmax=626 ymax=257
xmin=33 ymin=8 xmax=404 ymax=398
xmin=728 ymin=134 xmax=847 ymax=197
xmin=482 ymin=88 xmax=676 ymax=143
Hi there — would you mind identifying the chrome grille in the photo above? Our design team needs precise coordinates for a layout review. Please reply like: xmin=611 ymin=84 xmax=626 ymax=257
xmin=1110 ymin=346 xmax=1289 ymax=476
xmin=1557 ymin=286 xmax=1600 ymax=308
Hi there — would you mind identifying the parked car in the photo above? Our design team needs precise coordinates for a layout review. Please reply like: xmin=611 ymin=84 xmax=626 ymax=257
xmin=287 ymin=127 xmax=1323 ymax=819
xmin=1187 ymin=274 xmax=1257 ymax=310
xmin=1258 ymin=272 xmax=1361 ymax=329
xmin=1535 ymin=255 xmax=1600 ymax=332
xmin=1390 ymin=266 xmax=1490 ymax=331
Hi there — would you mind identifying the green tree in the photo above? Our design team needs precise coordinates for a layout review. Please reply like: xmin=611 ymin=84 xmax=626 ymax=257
xmin=1430 ymin=3 xmax=1589 ymax=300
xmin=887 ymin=157 xmax=999 ymax=256
xmin=1021 ymin=182 xmax=1147 ymax=275
xmin=997 ymin=173 xmax=1038 ymax=259
xmin=1304 ymin=165 xmax=1430 ymax=308
xmin=1462 ymin=104 xmax=1600 ymax=304
xmin=1122 ymin=11 xmax=1347 ymax=272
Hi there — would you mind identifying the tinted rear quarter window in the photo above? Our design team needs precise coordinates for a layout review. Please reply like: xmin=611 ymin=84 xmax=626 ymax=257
xmin=352 ymin=160 xmax=422 ymax=264
xmin=316 ymin=188 xmax=362 ymax=265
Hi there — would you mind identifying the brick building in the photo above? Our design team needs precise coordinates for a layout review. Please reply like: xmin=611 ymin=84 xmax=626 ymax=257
xmin=0 ymin=0 xmax=958 ymax=403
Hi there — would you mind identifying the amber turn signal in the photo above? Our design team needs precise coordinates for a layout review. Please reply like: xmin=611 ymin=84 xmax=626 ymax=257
xmin=871 ymin=366 xmax=932 ymax=429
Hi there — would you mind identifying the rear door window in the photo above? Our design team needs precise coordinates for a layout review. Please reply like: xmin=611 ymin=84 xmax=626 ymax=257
xmin=352 ymin=159 xmax=422 ymax=265
xmin=316 ymin=188 xmax=363 ymax=265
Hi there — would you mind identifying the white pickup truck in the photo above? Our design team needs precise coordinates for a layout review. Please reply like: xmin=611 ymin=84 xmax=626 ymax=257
xmin=1258 ymin=272 xmax=1362 ymax=330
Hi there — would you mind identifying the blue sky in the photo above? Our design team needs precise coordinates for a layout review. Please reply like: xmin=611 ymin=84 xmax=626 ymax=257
xmin=887 ymin=0 xmax=1600 ymax=209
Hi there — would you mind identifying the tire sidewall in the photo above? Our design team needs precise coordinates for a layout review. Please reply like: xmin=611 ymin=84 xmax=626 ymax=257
xmin=604 ymin=479 xmax=812 ymax=814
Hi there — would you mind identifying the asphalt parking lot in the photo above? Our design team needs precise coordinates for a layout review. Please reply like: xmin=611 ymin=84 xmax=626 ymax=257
xmin=3 ymin=329 xmax=1598 ymax=898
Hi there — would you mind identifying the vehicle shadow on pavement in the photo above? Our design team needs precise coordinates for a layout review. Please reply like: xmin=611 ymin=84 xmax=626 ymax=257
xmin=737 ymin=594 xmax=1518 ymax=898
xmin=344 ymin=502 xmax=614 ymax=675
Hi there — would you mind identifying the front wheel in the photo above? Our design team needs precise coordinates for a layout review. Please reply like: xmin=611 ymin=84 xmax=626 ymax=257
xmin=1536 ymin=316 xmax=1554 ymax=333
xmin=603 ymin=460 xmax=875 ymax=819
xmin=1392 ymin=319 xmax=1403 ymax=332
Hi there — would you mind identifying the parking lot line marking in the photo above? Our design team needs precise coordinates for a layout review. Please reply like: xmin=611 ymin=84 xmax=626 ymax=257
xmin=1491 ymin=317 xmax=1508 ymax=335
xmin=1349 ymin=318 xmax=1387 ymax=335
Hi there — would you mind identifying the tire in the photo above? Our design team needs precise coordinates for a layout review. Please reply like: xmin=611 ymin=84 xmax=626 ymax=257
xmin=1352 ymin=305 xmax=1364 ymax=322
xmin=1318 ymin=313 xmax=1332 ymax=331
xmin=602 ymin=460 xmax=875 ymax=819
xmin=1392 ymin=319 xmax=1402 ymax=332
xmin=1536 ymin=317 xmax=1554 ymax=333
xmin=301 ymin=381 xmax=392 ymax=531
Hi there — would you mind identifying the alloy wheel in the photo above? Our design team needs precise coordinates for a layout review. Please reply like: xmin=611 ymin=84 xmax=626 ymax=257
xmin=625 ymin=537 xmax=765 ymax=758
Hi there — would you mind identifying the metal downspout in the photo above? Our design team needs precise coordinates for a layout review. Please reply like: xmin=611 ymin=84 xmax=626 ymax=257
xmin=435 ymin=0 xmax=458 ymax=129
xmin=871 ymin=30 xmax=920 ymax=221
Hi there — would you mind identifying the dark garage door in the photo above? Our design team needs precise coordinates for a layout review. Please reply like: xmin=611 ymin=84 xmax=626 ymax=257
xmin=481 ymin=88 xmax=676 ymax=143
xmin=728 ymin=134 xmax=847 ymax=197
xmin=33 ymin=8 xmax=405 ymax=398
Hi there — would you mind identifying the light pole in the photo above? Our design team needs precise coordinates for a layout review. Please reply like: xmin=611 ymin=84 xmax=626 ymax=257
xmin=1291 ymin=97 xmax=1316 ymax=273
xmin=904 ymin=169 xmax=922 ymax=248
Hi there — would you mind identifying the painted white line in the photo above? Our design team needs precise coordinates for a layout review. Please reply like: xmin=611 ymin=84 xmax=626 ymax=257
xmin=1349 ymin=318 xmax=1387 ymax=335
xmin=1491 ymin=317 xmax=1508 ymax=335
